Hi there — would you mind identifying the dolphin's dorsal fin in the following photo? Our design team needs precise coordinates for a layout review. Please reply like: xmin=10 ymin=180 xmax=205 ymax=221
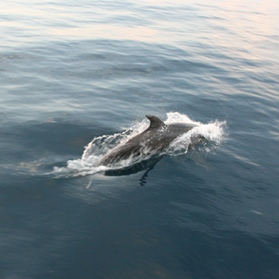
xmin=146 ymin=115 xmax=165 ymax=130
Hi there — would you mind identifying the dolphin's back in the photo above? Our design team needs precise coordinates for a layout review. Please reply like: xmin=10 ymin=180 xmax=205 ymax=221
xmin=99 ymin=141 xmax=142 ymax=166
xmin=98 ymin=115 xmax=197 ymax=166
xmin=168 ymin=122 xmax=196 ymax=133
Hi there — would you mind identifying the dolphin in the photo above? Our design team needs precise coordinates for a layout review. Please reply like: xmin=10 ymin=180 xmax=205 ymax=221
xmin=99 ymin=115 xmax=202 ymax=166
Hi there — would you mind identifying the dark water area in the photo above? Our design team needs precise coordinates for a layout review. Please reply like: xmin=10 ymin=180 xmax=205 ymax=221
xmin=1 ymin=0 xmax=279 ymax=278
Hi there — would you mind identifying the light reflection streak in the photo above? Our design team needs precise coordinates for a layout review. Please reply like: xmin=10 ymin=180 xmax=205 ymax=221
xmin=1 ymin=0 xmax=278 ymax=59
xmin=50 ymin=25 xmax=159 ymax=42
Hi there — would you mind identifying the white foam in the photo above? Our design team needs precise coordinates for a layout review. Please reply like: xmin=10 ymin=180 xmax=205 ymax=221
xmin=165 ymin=111 xmax=200 ymax=125
xmin=53 ymin=113 xmax=226 ymax=177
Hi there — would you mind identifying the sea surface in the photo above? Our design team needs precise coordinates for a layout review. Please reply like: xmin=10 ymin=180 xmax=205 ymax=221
xmin=1 ymin=0 xmax=279 ymax=278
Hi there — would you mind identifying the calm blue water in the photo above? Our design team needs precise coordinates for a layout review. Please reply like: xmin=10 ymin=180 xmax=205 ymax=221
xmin=1 ymin=0 xmax=279 ymax=278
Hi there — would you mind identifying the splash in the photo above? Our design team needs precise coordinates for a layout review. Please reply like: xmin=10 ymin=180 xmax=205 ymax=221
xmin=53 ymin=112 xmax=226 ymax=177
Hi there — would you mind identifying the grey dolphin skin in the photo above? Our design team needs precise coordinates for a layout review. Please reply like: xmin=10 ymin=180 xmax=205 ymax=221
xmin=99 ymin=115 xmax=199 ymax=166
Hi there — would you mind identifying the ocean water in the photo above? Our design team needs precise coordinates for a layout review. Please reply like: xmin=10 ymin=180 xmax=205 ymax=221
xmin=1 ymin=0 xmax=279 ymax=278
